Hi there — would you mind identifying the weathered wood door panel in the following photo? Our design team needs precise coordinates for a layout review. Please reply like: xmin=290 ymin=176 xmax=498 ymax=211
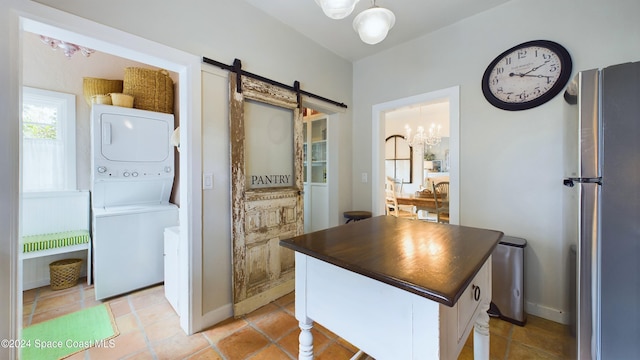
xmin=230 ymin=74 xmax=303 ymax=316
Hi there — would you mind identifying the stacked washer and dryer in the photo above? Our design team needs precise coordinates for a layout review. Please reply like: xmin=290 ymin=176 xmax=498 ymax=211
xmin=90 ymin=104 xmax=178 ymax=300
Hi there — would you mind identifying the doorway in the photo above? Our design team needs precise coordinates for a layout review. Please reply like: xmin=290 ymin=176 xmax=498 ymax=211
xmin=14 ymin=6 xmax=201 ymax=336
xmin=372 ymin=86 xmax=460 ymax=223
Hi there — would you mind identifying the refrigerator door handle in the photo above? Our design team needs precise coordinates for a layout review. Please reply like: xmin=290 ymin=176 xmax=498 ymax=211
xmin=564 ymin=177 xmax=603 ymax=187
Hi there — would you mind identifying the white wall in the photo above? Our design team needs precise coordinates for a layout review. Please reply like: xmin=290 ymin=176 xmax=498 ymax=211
xmin=0 ymin=0 xmax=354 ymax=348
xmin=353 ymin=0 xmax=640 ymax=323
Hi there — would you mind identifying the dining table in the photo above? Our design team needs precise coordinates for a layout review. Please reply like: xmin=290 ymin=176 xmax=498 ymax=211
xmin=395 ymin=192 xmax=439 ymax=212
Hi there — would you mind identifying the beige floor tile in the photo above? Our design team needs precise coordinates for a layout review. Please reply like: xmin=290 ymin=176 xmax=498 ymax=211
xmin=313 ymin=322 xmax=339 ymax=339
xmin=185 ymin=346 xmax=225 ymax=360
xmin=123 ymin=349 xmax=156 ymax=359
xmin=251 ymin=308 xmax=298 ymax=340
xmin=23 ymin=283 xmax=575 ymax=360
xmin=88 ymin=330 xmax=148 ymax=359
xmin=273 ymin=292 xmax=295 ymax=307
xmin=115 ymin=312 xmax=140 ymax=335
xmin=29 ymin=301 xmax=82 ymax=325
xmin=217 ymin=326 xmax=270 ymax=359
xmin=144 ymin=312 xmax=184 ymax=343
xmin=152 ymin=332 xmax=209 ymax=360
xmin=202 ymin=317 xmax=249 ymax=344
xmin=284 ymin=301 xmax=295 ymax=315
xmin=135 ymin=300 xmax=175 ymax=327
xmin=108 ymin=297 xmax=132 ymax=317
xmin=315 ymin=341 xmax=356 ymax=360
xmin=336 ymin=337 xmax=359 ymax=353
xmin=244 ymin=303 xmax=280 ymax=322
xmin=33 ymin=290 xmax=82 ymax=313
xmin=129 ymin=285 xmax=166 ymax=311
xmin=248 ymin=343 xmax=293 ymax=359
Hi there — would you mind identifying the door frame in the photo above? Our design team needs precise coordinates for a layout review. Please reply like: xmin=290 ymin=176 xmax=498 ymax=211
xmin=372 ymin=86 xmax=460 ymax=223
xmin=8 ymin=1 xmax=203 ymax=336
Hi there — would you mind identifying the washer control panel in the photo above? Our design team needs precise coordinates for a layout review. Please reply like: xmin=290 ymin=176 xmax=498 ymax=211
xmin=93 ymin=164 xmax=173 ymax=179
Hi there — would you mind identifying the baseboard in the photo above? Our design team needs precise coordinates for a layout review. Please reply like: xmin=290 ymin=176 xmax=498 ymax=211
xmin=200 ymin=303 xmax=234 ymax=329
xmin=233 ymin=279 xmax=295 ymax=317
xmin=525 ymin=301 xmax=570 ymax=325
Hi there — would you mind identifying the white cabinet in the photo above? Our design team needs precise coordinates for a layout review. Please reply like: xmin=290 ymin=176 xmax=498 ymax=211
xmin=164 ymin=226 xmax=180 ymax=314
xmin=303 ymin=114 xmax=328 ymax=233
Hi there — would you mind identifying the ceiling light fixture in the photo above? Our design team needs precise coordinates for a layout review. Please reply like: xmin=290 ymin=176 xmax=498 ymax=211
xmin=40 ymin=35 xmax=95 ymax=58
xmin=352 ymin=0 xmax=395 ymax=45
xmin=315 ymin=0 xmax=360 ymax=20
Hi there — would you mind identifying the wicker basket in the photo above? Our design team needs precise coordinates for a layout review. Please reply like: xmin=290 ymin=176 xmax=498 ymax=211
xmin=110 ymin=93 xmax=134 ymax=108
xmin=83 ymin=77 xmax=123 ymax=106
xmin=123 ymin=67 xmax=174 ymax=114
xmin=49 ymin=258 xmax=82 ymax=290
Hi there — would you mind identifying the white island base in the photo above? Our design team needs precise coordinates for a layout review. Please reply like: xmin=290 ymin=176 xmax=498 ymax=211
xmin=295 ymin=253 xmax=492 ymax=360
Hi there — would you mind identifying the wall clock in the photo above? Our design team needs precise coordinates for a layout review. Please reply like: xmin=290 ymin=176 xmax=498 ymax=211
xmin=481 ymin=40 xmax=572 ymax=111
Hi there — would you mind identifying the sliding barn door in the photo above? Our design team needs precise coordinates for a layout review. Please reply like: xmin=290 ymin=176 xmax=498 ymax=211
xmin=229 ymin=74 xmax=303 ymax=316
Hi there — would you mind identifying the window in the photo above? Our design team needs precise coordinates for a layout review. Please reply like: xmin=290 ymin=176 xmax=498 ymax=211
xmin=385 ymin=135 xmax=412 ymax=184
xmin=22 ymin=87 xmax=76 ymax=191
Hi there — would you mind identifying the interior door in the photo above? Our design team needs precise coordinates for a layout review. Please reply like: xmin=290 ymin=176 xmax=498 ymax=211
xmin=229 ymin=74 xmax=303 ymax=316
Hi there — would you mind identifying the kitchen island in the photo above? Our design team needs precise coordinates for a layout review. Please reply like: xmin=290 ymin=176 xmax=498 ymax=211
xmin=280 ymin=215 xmax=503 ymax=359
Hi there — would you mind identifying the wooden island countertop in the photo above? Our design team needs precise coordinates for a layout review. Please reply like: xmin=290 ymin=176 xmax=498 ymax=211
xmin=280 ymin=215 xmax=503 ymax=307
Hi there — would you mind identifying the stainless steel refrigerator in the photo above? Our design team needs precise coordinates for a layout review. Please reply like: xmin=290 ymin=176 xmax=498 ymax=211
xmin=563 ymin=61 xmax=640 ymax=359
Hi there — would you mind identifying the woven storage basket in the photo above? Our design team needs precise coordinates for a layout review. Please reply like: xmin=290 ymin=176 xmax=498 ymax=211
xmin=110 ymin=93 xmax=134 ymax=108
xmin=83 ymin=78 xmax=123 ymax=106
xmin=49 ymin=258 xmax=82 ymax=290
xmin=123 ymin=67 xmax=174 ymax=114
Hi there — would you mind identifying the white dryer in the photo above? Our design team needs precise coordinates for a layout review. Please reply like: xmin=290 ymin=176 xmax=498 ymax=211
xmin=90 ymin=104 xmax=178 ymax=300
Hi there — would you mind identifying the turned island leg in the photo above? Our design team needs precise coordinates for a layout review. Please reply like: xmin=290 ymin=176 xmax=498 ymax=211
xmin=299 ymin=318 xmax=314 ymax=360
xmin=474 ymin=298 xmax=491 ymax=360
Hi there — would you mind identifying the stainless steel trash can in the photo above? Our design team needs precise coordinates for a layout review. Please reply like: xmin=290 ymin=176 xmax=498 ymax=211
xmin=488 ymin=236 xmax=527 ymax=326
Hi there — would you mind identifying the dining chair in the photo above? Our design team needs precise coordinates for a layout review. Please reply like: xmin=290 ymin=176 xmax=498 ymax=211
xmin=385 ymin=177 xmax=417 ymax=219
xmin=432 ymin=181 xmax=450 ymax=223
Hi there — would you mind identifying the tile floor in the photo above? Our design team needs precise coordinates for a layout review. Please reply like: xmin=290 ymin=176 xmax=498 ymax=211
xmin=23 ymin=280 xmax=574 ymax=359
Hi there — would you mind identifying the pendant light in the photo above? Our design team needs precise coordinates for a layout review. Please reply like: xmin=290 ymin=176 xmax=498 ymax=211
xmin=315 ymin=0 xmax=360 ymax=20
xmin=353 ymin=0 xmax=395 ymax=45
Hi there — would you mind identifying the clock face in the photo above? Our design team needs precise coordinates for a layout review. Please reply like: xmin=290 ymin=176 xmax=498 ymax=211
xmin=482 ymin=40 xmax=572 ymax=111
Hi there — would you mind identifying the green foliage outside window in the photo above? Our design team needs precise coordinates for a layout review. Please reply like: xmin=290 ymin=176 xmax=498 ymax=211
xmin=22 ymin=104 xmax=57 ymax=139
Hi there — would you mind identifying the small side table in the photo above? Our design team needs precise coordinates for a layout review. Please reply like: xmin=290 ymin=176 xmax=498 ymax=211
xmin=343 ymin=211 xmax=372 ymax=224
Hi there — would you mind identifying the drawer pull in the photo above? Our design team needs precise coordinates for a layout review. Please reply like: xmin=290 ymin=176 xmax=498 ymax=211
xmin=472 ymin=285 xmax=481 ymax=301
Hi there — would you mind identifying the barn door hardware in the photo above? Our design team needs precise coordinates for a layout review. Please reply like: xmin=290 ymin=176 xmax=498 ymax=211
xmin=202 ymin=56 xmax=348 ymax=109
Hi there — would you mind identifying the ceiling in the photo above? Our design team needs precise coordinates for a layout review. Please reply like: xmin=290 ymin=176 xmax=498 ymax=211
xmin=244 ymin=0 xmax=511 ymax=62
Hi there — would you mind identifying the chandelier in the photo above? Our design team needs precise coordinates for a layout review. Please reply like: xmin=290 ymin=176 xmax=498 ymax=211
xmin=315 ymin=0 xmax=395 ymax=45
xmin=404 ymin=123 xmax=442 ymax=150
xmin=40 ymin=36 xmax=95 ymax=58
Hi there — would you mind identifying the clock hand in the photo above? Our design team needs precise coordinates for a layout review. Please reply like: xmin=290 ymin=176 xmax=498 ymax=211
xmin=508 ymin=60 xmax=552 ymax=77
xmin=521 ymin=60 xmax=550 ymax=76
xmin=508 ymin=73 xmax=553 ymax=80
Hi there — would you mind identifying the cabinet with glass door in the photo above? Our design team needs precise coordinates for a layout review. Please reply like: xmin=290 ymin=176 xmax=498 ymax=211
xmin=303 ymin=112 xmax=328 ymax=233
xmin=303 ymin=115 xmax=327 ymax=184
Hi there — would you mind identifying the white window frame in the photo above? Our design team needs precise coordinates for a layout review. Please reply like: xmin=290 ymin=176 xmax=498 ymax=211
xmin=22 ymin=86 xmax=76 ymax=191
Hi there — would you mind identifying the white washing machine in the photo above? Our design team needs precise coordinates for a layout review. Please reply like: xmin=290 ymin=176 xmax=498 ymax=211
xmin=90 ymin=104 xmax=179 ymax=300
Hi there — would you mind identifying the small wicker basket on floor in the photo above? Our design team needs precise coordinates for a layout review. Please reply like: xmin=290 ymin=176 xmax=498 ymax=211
xmin=49 ymin=258 xmax=83 ymax=290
